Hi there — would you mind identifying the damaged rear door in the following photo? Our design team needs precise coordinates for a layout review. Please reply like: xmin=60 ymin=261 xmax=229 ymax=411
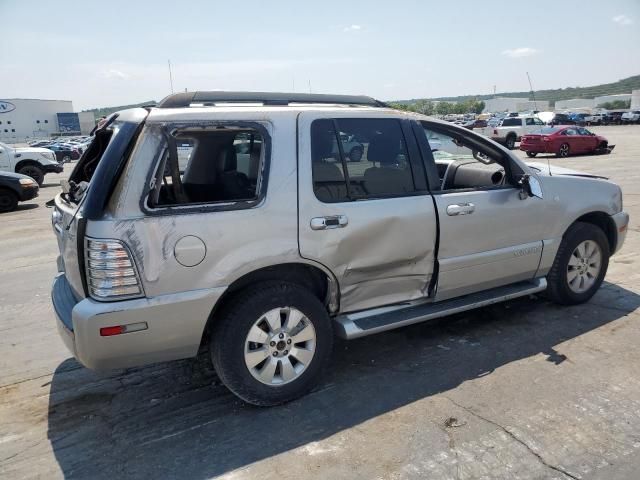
xmin=297 ymin=113 xmax=437 ymax=313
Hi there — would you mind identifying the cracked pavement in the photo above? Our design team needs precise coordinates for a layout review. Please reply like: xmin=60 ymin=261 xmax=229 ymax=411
xmin=1 ymin=125 xmax=640 ymax=479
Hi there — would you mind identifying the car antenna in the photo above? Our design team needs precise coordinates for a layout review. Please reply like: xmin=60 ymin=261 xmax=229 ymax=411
xmin=526 ymin=71 xmax=551 ymax=176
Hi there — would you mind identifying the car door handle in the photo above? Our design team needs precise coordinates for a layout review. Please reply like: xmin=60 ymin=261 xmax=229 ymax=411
xmin=446 ymin=203 xmax=475 ymax=216
xmin=310 ymin=215 xmax=348 ymax=230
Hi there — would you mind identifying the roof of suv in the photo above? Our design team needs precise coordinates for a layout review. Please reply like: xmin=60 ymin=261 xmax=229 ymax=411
xmin=156 ymin=91 xmax=389 ymax=108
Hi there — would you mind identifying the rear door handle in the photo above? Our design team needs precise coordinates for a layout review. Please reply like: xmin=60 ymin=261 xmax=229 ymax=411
xmin=446 ymin=203 xmax=475 ymax=216
xmin=310 ymin=215 xmax=348 ymax=230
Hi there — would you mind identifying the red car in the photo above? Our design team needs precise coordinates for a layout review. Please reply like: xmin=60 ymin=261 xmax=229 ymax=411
xmin=520 ymin=126 xmax=610 ymax=158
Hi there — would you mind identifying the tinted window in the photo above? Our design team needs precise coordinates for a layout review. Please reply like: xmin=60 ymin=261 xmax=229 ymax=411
xmin=311 ymin=118 xmax=415 ymax=202
xmin=525 ymin=118 xmax=535 ymax=126
xmin=501 ymin=118 xmax=521 ymax=127
xmin=578 ymin=128 xmax=591 ymax=135
xmin=541 ymin=127 xmax=561 ymax=134
xmin=563 ymin=128 xmax=579 ymax=136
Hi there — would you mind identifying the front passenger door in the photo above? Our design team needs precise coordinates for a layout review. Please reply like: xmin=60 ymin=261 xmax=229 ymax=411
xmin=417 ymin=122 xmax=545 ymax=301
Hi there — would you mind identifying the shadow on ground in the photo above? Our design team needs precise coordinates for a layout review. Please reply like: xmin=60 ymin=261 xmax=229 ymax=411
xmin=47 ymin=282 xmax=638 ymax=479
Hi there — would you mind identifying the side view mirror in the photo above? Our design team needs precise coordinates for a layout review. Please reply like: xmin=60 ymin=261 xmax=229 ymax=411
xmin=519 ymin=174 xmax=543 ymax=200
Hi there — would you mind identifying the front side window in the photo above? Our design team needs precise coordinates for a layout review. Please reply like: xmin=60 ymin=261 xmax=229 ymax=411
xmin=563 ymin=128 xmax=579 ymax=136
xmin=422 ymin=124 xmax=511 ymax=191
xmin=311 ymin=118 xmax=416 ymax=203
xmin=578 ymin=128 xmax=591 ymax=135
xmin=148 ymin=127 xmax=264 ymax=207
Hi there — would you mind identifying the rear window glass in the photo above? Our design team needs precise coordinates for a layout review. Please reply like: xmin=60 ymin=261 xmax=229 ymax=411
xmin=148 ymin=128 xmax=264 ymax=207
xmin=541 ymin=127 xmax=560 ymax=134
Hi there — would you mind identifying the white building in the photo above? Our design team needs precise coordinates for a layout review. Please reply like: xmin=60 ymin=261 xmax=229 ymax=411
xmin=631 ymin=90 xmax=640 ymax=110
xmin=555 ymin=98 xmax=595 ymax=110
xmin=515 ymin=100 xmax=549 ymax=112
xmin=593 ymin=93 xmax=632 ymax=107
xmin=0 ymin=98 xmax=95 ymax=142
xmin=483 ymin=97 xmax=528 ymax=113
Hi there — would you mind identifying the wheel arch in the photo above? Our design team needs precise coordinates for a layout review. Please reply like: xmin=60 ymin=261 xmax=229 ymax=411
xmin=200 ymin=262 xmax=339 ymax=348
xmin=569 ymin=211 xmax=616 ymax=254
xmin=14 ymin=159 xmax=44 ymax=172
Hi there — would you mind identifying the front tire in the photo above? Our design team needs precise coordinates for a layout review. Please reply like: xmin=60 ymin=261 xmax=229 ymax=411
xmin=557 ymin=143 xmax=570 ymax=158
xmin=546 ymin=222 xmax=609 ymax=305
xmin=505 ymin=134 xmax=516 ymax=150
xmin=0 ymin=188 xmax=18 ymax=213
xmin=17 ymin=165 xmax=45 ymax=186
xmin=211 ymin=282 xmax=333 ymax=406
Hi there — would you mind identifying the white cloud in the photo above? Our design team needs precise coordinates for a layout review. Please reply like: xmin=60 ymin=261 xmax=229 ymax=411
xmin=501 ymin=47 xmax=540 ymax=58
xmin=102 ymin=69 xmax=129 ymax=80
xmin=343 ymin=24 xmax=362 ymax=32
xmin=612 ymin=14 xmax=633 ymax=26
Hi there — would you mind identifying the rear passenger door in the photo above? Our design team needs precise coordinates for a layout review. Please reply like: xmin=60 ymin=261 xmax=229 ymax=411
xmin=297 ymin=114 xmax=438 ymax=313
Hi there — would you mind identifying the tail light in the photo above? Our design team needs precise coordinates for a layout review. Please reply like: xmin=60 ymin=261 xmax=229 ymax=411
xmin=85 ymin=239 xmax=143 ymax=300
xmin=542 ymin=136 xmax=550 ymax=141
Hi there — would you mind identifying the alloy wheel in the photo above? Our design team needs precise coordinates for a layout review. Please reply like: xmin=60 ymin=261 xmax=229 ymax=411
xmin=244 ymin=307 xmax=316 ymax=386
xmin=559 ymin=143 xmax=569 ymax=157
xmin=567 ymin=240 xmax=602 ymax=294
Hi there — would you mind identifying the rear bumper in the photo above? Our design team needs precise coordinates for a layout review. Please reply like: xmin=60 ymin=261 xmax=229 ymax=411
xmin=520 ymin=143 xmax=551 ymax=154
xmin=611 ymin=211 xmax=629 ymax=255
xmin=51 ymin=273 xmax=224 ymax=370
xmin=43 ymin=163 xmax=64 ymax=173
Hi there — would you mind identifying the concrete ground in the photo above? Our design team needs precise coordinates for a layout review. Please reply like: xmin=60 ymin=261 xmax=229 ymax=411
xmin=1 ymin=125 xmax=639 ymax=480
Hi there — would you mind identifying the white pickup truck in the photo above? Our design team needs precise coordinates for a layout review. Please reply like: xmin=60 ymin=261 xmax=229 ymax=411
xmin=0 ymin=142 xmax=63 ymax=185
xmin=621 ymin=110 xmax=640 ymax=124
xmin=480 ymin=116 xmax=545 ymax=149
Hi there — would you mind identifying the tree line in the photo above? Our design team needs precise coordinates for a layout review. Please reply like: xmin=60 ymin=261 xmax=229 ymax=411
xmin=389 ymin=99 xmax=486 ymax=116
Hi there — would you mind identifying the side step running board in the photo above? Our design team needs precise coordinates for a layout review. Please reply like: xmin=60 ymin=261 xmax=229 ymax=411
xmin=335 ymin=278 xmax=547 ymax=339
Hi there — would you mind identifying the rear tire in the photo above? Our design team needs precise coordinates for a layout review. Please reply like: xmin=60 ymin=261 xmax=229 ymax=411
xmin=17 ymin=165 xmax=45 ymax=186
xmin=0 ymin=188 xmax=18 ymax=213
xmin=546 ymin=222 xmax=609 ymax=305
xmin=210 ymin=282 xmax=333 ymax=406
xmin=526 ymin=151 xmax=538 ymax=158
xmin=505 ymin=134 xmax=516 ymax=150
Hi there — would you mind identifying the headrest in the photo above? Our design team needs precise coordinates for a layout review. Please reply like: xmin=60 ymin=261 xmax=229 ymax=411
xmin=367 ymin=133 xmax=401 ymax=165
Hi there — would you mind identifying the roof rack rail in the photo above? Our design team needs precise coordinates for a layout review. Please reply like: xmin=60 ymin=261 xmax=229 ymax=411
xmin=156 ymin=91 xmax=388 ymax=108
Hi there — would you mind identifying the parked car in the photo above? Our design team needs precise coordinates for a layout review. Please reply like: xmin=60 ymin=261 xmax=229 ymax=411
xmin=0 ymin=141 xmax=63 ymax=185
xmin=621 ymin=110 xmax=640 ymax=124
xmin=0 ymin=171 xmax=39 ymax=212
xmin=607 ymin=111 xmax=625 ymax=125
xmin=51 ymin=92 xmax=628 ymax=406
xmin=584 ymin=113 xmax=610 ymax=126
xmin=547 ymin=113 xmax=577 ymax=126
xmin=463 ymin=119 xmax=488 ymax=130
xmin=338 ymin=133 xmax=364 ymax=161
xmin=480 ymin=116 xmax=545 ymax=149
xmin=47 ymin=144 xmax=81 ymax=162
xmin=520 ymin=126 xmax=611 ymax=158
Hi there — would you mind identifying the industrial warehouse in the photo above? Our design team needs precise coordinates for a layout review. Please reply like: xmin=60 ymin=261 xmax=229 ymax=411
xmin=0 ymin=98 xmax=95 ymax=142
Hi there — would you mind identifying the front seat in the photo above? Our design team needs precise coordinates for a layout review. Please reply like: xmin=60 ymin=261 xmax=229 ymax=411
xmin=363 ymin=133 xmax=414 ymax=195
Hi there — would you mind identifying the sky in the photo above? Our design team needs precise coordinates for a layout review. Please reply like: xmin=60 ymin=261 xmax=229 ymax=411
xmin=1 ymin=0 xmax=639 ymax=110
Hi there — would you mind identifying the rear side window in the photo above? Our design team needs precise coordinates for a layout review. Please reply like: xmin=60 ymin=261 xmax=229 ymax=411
xmin=501 ymin=118 xmax=521 ymax=127
xmin=148 ymin=127 xmax=264 ymax=208
xmin=311 ymin=118 xmax=416 ymax=203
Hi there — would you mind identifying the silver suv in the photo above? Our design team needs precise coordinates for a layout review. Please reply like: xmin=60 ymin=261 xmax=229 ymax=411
xmin=51 ymin=92 xmax=629 ymax=405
